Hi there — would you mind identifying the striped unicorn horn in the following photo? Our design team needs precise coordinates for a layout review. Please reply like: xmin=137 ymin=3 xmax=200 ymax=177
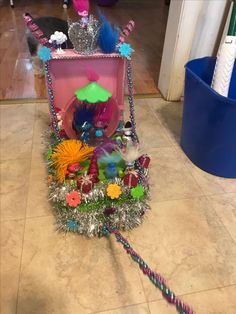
xmin=23 ymin=13 xmax=52 ymax=48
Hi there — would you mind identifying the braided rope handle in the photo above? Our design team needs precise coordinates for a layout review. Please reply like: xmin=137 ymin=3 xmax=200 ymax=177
xmin=211 ymin=36 xmax=236 ymax=97
xmin=102 ymin=225 xmax=194 ymax=314
xmin=126 ymin=59 xmax=139 ymax=143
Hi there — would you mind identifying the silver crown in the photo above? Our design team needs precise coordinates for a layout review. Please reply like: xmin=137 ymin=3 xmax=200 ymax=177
xmin=68 ymin=15 xmax=100 ymax=54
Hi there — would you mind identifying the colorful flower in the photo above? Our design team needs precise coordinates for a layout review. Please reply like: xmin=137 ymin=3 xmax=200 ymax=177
xmin=66 ymin=191 xmax=81 ymax=207
xmin=118 ymin=43 xmax=133 ymax=58
xmin=38 ymin=46 xmax=52 ymax=62
xmin=131 ymin=185 xmax=145 ymax=199
xmin=106 ymin=184 xmax=122 ymax=199
xmin=52 ymin=139 xmax=94 ymax=182
xmin=66 ymin=219 xmax=79 ymax=232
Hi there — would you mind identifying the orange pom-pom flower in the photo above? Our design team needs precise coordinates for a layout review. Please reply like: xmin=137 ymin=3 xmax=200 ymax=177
xmin=52 ymin=139 xmax=94 ymax=182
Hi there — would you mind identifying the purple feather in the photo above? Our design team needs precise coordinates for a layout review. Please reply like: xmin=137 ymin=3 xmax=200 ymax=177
xmin=95 ymin=139 xmax=117 ymax=158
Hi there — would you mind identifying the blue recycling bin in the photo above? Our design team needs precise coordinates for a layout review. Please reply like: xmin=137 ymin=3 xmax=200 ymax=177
xmin=181 ymin=57 xmax=236 ymax=178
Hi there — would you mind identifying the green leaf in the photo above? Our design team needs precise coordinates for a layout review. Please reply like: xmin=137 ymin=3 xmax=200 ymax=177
xmin=47 ymin=149 xmax=53 ymax=160
xmin=98 ymin=169 xmax=106 ymax=181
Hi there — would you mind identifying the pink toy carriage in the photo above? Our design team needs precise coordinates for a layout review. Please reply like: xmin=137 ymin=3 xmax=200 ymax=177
xmin=22 ymin=9 xmax=194 ymax=314
xmin=23 ymin=12 xmax=137 ymax=144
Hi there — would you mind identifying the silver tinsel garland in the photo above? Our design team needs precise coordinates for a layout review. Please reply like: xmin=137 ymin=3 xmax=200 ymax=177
xmin=44 ymin=131 xmax=150 ymax=237
xmin=48 ymin=179 xmax=150 ymax=237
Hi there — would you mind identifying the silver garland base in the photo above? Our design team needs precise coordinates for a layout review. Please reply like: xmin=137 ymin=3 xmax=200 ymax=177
xmin=49 ymin=180 xmax=150 ymax=237
xmin=45 ymin=131 xmax=150 ymax=237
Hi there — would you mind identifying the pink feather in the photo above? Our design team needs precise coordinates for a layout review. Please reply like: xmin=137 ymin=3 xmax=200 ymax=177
xmin=94 ymin=102 xmax=107 ymax=116
xmin=94 ymin=98 xmax=113 ymax=126
xmin=87 ymin=68 xmax=99 ymax=82
xmin=73 ymin=0 xmax=89 ymax=14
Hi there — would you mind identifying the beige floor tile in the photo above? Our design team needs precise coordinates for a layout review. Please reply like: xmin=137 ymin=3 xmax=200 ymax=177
xmin=149 ymin=147 xmax=203 ymax=202
xmin=17 ymin=216 xmax=146 ymax=314
xmin=94 ymin=303 xmax=150 ymax=314
xmin=208 ymin=193 xmax=236 ymax=242
xmin=0 ymin=158 xmax=31 ymax=221
xmin=147 ymin=98 xmax=183 ymax=146
xmin=31 ymin=103 xmax=50 ymax=160
xmin=25 ymin=157 xmax=52 ymax=218
xmin=25 ymin=104 xmax=52 ymax=217
xmin=0 ymin=104 xmax=35 ymax=161
xmin=3 ymin=98 xmax=236 ymax=314
xmin=148 ymin=285 xmax=236 ymax=314
xmin=128 ymin=197 xmax=236 ymax=302
xmin=1 ymin=219 xmax=24 ymax=314
xmin=172 ymin=144 xmax=190 ymax=163
xmin=185 ymin=160 xmax=236 ymax=195
xmin=125 ymin=99 xmax=173 ymax=150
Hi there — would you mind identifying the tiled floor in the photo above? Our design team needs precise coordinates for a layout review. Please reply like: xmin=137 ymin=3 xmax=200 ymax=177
xmin=1 ymin=98 xmax=236 ymax=314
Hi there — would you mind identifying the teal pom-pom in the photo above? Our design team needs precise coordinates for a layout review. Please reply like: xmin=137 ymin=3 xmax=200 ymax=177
xmin=119 ymin=43 xmax=133 ymax=58
xmin=95 ymin=129 xmax=103 ymax=137
xmin=38 ymin=46 xmax=52 ymax=61
xmin=66 ymin=219 xmax=79 ymax=232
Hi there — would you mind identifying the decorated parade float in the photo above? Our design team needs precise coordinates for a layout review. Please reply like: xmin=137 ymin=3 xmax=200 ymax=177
xmin=23 ymin=1 xmax=194 ymax=313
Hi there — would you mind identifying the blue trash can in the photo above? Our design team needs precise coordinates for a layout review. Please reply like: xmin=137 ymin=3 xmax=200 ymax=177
xmin=181 ymin=57 xmax=236 ymax=178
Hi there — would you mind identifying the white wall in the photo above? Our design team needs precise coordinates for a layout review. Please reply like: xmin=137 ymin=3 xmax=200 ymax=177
xmin=158 ymin=0 xmax=229 ymax=101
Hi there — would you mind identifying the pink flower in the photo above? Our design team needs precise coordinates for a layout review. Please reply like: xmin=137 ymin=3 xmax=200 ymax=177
xmin=66 ymin=191 xmax=81 ymax=207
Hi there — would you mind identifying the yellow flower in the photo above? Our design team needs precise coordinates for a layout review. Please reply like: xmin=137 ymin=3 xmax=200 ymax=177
xmin=106 ymin=184 xmax=122 ymax=199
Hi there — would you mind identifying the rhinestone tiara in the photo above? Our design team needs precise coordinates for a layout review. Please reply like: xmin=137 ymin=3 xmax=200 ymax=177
xmin=68 ymin=15 xmax=100 ymax=54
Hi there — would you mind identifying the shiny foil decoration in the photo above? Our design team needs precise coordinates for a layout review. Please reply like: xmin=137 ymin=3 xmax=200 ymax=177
xmin=44 ymin=129 xmax=150 ymax=237
xmin=48 ymin=175 xmax=150 ymax=237
xmin=68 ymin=15 xmax=100 ymax=54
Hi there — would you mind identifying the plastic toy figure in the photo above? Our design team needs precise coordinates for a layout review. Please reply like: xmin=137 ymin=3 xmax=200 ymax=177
xmin=73 ymin=0 xmax=89 ymax=27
